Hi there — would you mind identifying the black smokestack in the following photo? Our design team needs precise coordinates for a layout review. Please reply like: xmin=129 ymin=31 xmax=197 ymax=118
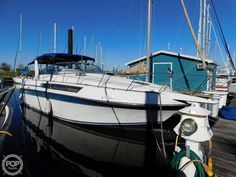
xmin=68 ymin=29 xmax=73 ymax=54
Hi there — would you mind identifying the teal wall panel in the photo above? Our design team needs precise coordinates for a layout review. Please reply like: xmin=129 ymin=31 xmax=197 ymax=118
xmin=127 ymin=52 xmax=216 ymax=91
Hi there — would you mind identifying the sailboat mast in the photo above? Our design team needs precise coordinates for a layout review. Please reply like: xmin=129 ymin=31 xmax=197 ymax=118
xmin=202 ymin=0 xmax=207 ymax=58
xmin=53 ymin=22 xmax=57 ymax=53
xmin=37 ymin=32 xmax=42 ymax=56
xmin=13 ymin=13 xmax=23 ymax=72
xmin=91 ymin=35 xmax=94 ymax=57
xmin=206 ymin=4 xmax=211 ymax=59
xmin=84 ymin=35 xmax=86 ymax=55
xmin=146 ymin=0 xmax=152 ymax=81
xmin=197 ymin=0 xmax=203 ymax=57
xmin=19 ymin=13 xmax=23 ymax=65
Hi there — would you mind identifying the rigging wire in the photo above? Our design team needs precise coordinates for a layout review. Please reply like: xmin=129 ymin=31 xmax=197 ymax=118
xmin=210 ymin=0 xmax=235 ymax=71
xmin=209 ymin=16 xmax=225 ymax=65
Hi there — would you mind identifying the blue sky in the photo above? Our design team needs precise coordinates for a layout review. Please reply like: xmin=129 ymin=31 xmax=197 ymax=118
xmin=0 ymin=0 xmax=236 ymax=69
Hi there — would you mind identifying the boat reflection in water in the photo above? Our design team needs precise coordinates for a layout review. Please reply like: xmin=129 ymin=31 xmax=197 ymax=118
xmin=21 ymin=105 xmax=167 ymax=177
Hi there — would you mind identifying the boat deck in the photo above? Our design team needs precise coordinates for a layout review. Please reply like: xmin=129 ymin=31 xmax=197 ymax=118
xmin=212 ymin=96 xmax=236 ymax=177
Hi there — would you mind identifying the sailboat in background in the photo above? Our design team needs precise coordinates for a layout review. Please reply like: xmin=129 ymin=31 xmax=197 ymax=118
xmin=206 ymin=0 xmax=236 ymax=93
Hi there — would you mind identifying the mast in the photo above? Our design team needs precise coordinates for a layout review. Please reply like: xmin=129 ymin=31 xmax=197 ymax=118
xmin=146 ymin=0 xmax=152 ymax=82
xmin=37 ymin=32 xmax=42 ymax=56
xmin=84 ymin=35 xmax=86 ymax=55
xmin=202 ymin=0 xmax=207 ymax=59
xmin=91 ymin=35 xmax=94 ymax=57
xmin=19 ymin=13 xmax=23 ymax=65
xmin=197 ymin=0 xmax=203 ymax=57
xmin=96 ymin=42 xmax=102 ymax=67
xmin=206 ymin=4 xmax=211 ymax=59
xmin=13 ymin=13 xmax=23 ymax=72
xmin=53 ymin=22 xmax=57 ymax=53
xmin=101 ymin=46 xmax=103 ymax=70
xmin=96 ymin=43 xmax=99 ymax=65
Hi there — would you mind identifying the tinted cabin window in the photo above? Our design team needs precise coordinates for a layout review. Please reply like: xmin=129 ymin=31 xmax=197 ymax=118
xmin=42 ymin=84 xmax=81 ymax=93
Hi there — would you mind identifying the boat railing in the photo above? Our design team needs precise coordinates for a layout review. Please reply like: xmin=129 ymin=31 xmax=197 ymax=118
xmin=126 ymin=79 xmax=135 ymax=91
xmin=37 ymin=70 xmax=171 ymax=93
xmin=97 ymin=73 xmax=105 ymax=87
xmin=49 ymin=71 xmax=170 ymax=92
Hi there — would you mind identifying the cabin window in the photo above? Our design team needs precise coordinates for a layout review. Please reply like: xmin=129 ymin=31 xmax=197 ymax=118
xmin=231 ymin=78 xmax=236 ymax=83
xmin=39 ymin=64 xmax=57 ymax=74
xmin=42 ymin=83 xmax=82 ymax=93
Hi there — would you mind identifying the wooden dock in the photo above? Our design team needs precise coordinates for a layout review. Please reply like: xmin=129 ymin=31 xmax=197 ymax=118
xmin=212 ymin=97 xmax=236 ymax=177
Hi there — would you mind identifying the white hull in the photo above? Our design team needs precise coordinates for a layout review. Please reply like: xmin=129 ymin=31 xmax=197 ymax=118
xmin=22 ymin=89 xmax=178 ymax=125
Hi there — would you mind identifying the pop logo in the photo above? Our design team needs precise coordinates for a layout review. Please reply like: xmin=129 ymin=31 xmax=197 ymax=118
xmin=1 ymin=154 xmax=23 ymax=176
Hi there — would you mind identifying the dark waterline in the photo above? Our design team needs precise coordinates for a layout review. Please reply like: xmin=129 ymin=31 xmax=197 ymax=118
xmin=1 ymin=90 xmax=171 ymax=177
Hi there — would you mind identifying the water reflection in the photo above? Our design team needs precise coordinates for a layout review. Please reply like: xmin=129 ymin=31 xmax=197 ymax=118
xmin=21 ymin=105 xmax=167 ymax=177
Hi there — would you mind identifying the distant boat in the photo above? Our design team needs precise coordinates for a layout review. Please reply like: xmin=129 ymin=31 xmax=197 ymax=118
xmin=13 ymin=53 xmax=215 ymax=126
xmin=215 ymin=68 xmax=230 ymax=92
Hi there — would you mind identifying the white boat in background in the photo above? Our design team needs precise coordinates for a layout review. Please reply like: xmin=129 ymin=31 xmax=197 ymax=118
xmin=229 ymin=77 xmax=236 ymax=93
xmin=13 ymin=53 xmax=216 ymax=126
xmin=215 ymin=69 xmax=230 ymax=92
xmin=215 ymin=68 xmax=236 ymax=93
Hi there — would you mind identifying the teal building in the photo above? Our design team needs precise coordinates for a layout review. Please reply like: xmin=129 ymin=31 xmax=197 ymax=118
xmin=126 ymin=50 xmax=217 ymax=92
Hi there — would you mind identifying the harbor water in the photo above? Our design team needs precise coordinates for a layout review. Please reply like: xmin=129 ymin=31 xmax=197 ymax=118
xmin=1 ymin=90 xmax=170 ymax=177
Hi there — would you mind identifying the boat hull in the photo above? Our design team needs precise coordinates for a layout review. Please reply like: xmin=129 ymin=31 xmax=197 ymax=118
xmin=21 ymin=89 xmax=181 ymax=126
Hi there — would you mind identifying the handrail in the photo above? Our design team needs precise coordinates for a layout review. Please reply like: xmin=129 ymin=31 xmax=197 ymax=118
xmin=62 ymin=69 xmax=66 ymax=83
xmin=97 ymin=73 xmax=105 ymax=87
xmin=126 ymin=79 xmax=135 ymax=91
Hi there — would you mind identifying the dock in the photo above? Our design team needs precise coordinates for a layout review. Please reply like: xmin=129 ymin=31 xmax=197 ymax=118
xmin=212 ymin=96 xmax=236 ymax=177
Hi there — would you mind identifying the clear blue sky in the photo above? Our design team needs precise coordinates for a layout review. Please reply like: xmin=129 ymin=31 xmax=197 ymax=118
xmin=0 ymin=0 xmax=236 ymax=69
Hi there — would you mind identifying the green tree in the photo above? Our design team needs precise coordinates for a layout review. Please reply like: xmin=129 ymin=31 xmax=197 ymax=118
xmin=0 ymin=62 xmax=11 ymax=71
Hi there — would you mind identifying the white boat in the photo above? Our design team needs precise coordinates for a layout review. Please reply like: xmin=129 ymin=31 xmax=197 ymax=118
xmin=229 ymin=77 xmax=236 ymax=93
xmin=13 ymin=53 xmax=216 ymax=126
xmin=215 ymin=69 xmax=230 ymax=92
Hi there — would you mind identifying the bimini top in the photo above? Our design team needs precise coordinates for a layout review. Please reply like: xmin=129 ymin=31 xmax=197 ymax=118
xmin=28 ymin=53 xmax=95 ymax=65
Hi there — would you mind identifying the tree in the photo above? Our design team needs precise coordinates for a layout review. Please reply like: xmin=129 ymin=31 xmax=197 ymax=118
xmin=0 ymin=62 xmax=11 ymax=71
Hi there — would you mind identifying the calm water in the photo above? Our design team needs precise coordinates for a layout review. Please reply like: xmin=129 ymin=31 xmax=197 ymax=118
xmin=1 ymin=90 xmax=171 ymax=177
